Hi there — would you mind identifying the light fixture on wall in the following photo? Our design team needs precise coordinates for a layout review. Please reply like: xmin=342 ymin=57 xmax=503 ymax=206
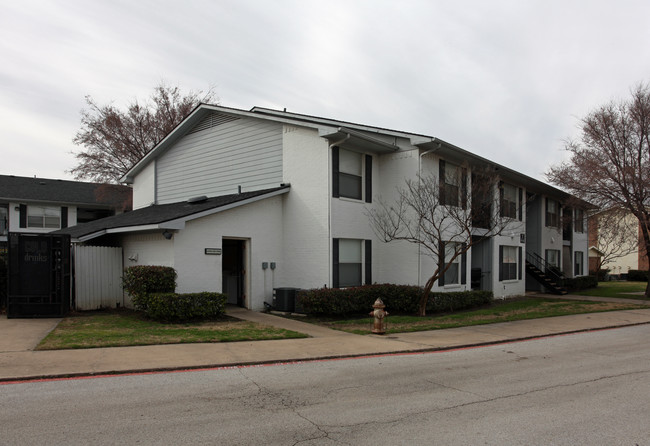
xmin=162 ymin=230 xmax=173 ymax=240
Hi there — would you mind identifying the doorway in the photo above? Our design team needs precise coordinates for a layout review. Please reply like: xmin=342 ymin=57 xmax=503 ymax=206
xmin=470 ymin=236 xmax=492 ymax=291
xmin=222 ymin=239 xmax=246 ymax=307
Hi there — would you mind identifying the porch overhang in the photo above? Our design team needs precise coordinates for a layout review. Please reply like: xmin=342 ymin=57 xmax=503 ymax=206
xmin=319 ymin=127 xmax=399 ymax=153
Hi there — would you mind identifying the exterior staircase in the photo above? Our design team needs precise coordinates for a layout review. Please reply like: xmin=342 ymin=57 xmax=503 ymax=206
xmin=525 ymin=252 xmax=568 ymax=295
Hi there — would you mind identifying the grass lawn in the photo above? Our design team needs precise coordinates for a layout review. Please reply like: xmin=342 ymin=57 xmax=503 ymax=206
xmin=573 ymin=281 xmax=649 ymax=300
xmin=297 ymin=297 xmax=647 ymax=335
xmin=37 ymin=309 xmax=308 ymax=351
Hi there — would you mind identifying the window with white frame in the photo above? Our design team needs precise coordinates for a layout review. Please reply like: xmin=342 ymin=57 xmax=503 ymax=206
xmin=444 ymin=242 xmax=461 ymax=285
xmin=440 ymin=160 xmax=465 ymax=207
xmin=499 ymin=245 xmax=518 ymax=281
xmin=545 ymin=249 xmax=560 ymax=268
xmin=574 ymin=208 xmax=584 ymax=233
xmin=338 ymin=149 xmax=363 ymax=200
xmin=337 ymin=238 xmax=362 ymax=287
xmin=546 ymin=198 xmax=560 ymax=228
xmin=574 ymin=251 xmax=584 ymax=276
xmin=500 ymin=183 xmax=518 ymax=219
xmin=27 ymin=206 xmax=60 ymax=229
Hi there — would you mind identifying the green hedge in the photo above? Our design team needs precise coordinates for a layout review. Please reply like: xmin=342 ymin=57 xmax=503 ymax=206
xmin=122 ymin=265 xmax=177 ymax=310
xmin=595 ymin=269 xmax=610 ymax=281
xmin=627 ymin=270 xmax=649 ymax=282
xmin=296 ymin=284 xmax=493 ymax=316
xmin=138 ymin=292 xmax=227 ymax=322
xmin=563 ymin=275 xmax=598 ymax=291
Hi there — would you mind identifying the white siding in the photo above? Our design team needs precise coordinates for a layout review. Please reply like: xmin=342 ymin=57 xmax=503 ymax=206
xmin=132 ymin=161 xmax=156 ymax=210
xmin=155 ymin=116 xmax=283 ymax=203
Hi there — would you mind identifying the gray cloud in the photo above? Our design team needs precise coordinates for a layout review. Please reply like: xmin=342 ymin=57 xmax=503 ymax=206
xmin=2 ymin=0 xmax=650 ymax=181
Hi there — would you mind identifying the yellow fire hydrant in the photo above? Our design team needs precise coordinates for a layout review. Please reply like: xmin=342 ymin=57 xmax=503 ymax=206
xmin=370 ymin=298 xmax=388 ymax=335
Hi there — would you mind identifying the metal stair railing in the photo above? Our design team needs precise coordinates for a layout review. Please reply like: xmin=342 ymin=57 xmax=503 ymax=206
xmin=526 ymin=252 xmax=566 ymax=288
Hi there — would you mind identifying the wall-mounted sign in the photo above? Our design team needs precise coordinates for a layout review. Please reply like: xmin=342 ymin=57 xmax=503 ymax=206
xmin=205 ymin=248 xmax=222 ymax=255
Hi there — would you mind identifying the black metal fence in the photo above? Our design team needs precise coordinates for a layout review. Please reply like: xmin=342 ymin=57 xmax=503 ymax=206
xmin=7 ymin=233 xmax=70 ymax=318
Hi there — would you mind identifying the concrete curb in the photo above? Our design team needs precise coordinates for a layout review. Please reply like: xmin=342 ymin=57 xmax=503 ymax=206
xmin=3 ymin=319 xmax=649 ymax=384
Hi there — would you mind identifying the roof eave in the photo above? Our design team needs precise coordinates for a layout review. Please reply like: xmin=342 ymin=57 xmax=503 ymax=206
xmin=318 ymin=127 xmax=399 ymax=154
xmin=72 ymin=186 xmax=291 ymax=242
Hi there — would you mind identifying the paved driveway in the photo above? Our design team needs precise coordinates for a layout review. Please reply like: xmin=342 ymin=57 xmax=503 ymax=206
xmin=0 ymin=316 xmax=61 ymax=353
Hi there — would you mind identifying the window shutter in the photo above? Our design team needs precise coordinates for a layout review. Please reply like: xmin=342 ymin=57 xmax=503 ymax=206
xmin=438 ymin=240 xmax=445 ymax=286
xmin=365 ymin=239 xmax=372 ymax=285
xmin=461 ymin=244 xmax=467 ymax=285
xmin=332 ymin=238 xmax=340 ymax=288
xmin=332 ymin=146 xmax=340 ymax=198
xmin=365 ymin=154 xmax=372 ymax=203
xmin=518 ymin=246 xmax=523 ymax=280
xmin=499 ymin=245 xmax=504 ymax=281
xmin=19 ymin=204 xmax=26 ymax=228
xmin=61 ymin=206 xmax=68 ymax=229
xmin=518 ymin=188 xmax=523 ymax=221
xmin=439 ymin=160 xmax=446 ymax=205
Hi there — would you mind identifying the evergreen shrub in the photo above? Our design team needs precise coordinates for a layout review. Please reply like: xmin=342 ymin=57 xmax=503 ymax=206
xmin=122 ymin=265 xmax=177 ymax=311
xmin=296 ymin=284 xmax=493 ymax=316
xmin=627 ymin=270 xmax=649 ymax=282
xmin=563 ymin=275 xmax=598 ymax=291
xmin=141 ymin=292 xmax=227 ymax=322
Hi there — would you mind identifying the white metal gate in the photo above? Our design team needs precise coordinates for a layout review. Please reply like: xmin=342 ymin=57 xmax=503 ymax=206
xmin=74 ymin=245 xmax=123 ymax=310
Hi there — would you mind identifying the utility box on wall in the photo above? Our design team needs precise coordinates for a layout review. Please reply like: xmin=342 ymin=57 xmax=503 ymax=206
xmin=7 ymin=233 xmax=71 ymax=318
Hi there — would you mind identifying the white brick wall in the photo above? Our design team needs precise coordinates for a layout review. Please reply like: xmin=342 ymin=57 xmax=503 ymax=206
xmin=173 ymin=195 xmax=285 ymax=310
xmin=280 ymin=125 xmax=331 ymax=289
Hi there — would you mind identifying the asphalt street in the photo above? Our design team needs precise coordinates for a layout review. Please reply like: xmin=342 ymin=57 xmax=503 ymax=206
xmin=2 ymin=324 xmax=649 ymax=445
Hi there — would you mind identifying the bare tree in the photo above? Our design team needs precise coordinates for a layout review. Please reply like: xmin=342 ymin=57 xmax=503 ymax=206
xmin=71 ymin=82 xmax=217 ymax=183
xmin=367 ymin=167 xmax=518 ymax=316
xmin=547 ymin=83 xmax=650 ymax=296
xmin=589 ymin=208 xmax=640 ymax=273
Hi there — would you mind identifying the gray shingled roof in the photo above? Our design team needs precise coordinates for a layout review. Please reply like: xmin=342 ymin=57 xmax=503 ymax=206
xmin=0 ymin=174 xmax=132 ymax=208
xmin=55 ymin=185 xmax=289 ymax=240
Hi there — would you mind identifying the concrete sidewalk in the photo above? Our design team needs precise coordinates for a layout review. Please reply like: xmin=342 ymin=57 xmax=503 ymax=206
xmin=1 ymin=295 xmax=650 ymax=382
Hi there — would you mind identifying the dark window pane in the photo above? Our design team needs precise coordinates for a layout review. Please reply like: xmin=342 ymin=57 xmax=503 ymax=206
xmin=339 ymin=263 xmax=361 ymax=287
xmin=442 ymin=184 xmax=459 ymax=206
xmin=444 ymin=263 xmax=459 ymax=284
xmin=27 ymin=216 xmax=43 ymax=228
xmin=339 ymin=173 xmax=362 ymax=200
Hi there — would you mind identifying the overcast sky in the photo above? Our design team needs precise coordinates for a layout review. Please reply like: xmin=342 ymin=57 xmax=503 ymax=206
xmin=2 ymin=0 xmax=649 ymax=184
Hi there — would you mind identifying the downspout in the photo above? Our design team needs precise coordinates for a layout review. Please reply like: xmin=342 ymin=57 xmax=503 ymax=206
xmin=417 ymin=141 xmax=441 ymax=287
xmin=328 ymin=134 xmax=350 ymax=287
